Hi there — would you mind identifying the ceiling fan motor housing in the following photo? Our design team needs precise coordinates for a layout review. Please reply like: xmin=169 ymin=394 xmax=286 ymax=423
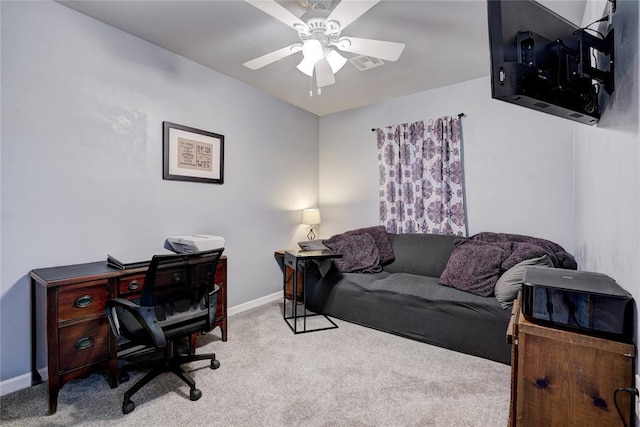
xmin=297 ymin=9 xmax=341 ymax=46
xmin=304 ymin=0 xmax=335 ymax=11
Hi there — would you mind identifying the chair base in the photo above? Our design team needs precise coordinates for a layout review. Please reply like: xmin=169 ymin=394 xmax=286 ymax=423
xmin=118 ymin=344 xmax=220 ymax=414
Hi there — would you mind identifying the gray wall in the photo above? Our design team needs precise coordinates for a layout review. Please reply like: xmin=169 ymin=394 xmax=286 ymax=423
xmin=318 ymin=76 xmax=576 ymax=251
xmin=1 ymin=1 xmax=319 ymax=383
xmin=573 ymin=0 xmax=640 ymax=328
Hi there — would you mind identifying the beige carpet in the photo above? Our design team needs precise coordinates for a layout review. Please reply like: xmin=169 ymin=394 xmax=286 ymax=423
xmin=1 ymin=300 xmax=511 ymax=426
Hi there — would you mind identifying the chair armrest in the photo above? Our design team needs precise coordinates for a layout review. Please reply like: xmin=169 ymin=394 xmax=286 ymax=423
xmin=106 ymin=298 xmax=167 ymax=348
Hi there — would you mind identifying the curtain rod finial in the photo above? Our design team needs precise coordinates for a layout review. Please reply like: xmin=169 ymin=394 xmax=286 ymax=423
xmin=458 ymin=113 xmax=466 ymax=118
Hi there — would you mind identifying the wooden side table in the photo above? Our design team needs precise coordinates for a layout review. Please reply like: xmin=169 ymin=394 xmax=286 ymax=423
xmin=280 ymin=249 xmax=342 ymax=334
xmin=274 ymin=250 xmax=304 ymax=302
xmin=507 ymin=294 xmax=635 ymax=426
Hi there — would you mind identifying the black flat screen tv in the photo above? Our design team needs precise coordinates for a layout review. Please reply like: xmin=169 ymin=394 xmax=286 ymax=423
xmin=487 ymin=0 xmax=613 ymax=125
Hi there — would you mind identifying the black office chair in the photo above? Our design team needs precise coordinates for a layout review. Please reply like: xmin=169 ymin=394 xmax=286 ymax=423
xmin=106 ymin=249 xmax=224 ymax=414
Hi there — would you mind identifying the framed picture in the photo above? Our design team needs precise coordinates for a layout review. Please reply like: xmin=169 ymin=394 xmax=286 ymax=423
xmin=163 ymin=121 xmax=224 ymax=184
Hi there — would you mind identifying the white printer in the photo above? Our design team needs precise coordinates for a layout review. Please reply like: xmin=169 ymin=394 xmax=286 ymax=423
xmin=166 ymin=234 xmax=225 ymax=254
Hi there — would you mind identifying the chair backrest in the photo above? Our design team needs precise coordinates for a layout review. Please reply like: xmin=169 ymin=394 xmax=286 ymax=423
xmin=109 ymin=249 xmax=224 ymax=348
xmin=142 ymin=249 xmax=224 ymax=334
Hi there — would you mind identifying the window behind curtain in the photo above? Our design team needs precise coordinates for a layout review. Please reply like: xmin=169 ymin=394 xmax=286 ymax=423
xmin=376 ymin=116 xmax=467 ymax=236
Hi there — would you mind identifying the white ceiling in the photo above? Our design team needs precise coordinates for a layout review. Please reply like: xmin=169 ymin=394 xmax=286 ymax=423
xmin=58 ymin=0 xmax=587 ymax=117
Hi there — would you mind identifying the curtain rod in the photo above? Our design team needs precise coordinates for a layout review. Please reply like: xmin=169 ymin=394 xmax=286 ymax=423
xmin=371 ymin=113 xmax=466 ymax=131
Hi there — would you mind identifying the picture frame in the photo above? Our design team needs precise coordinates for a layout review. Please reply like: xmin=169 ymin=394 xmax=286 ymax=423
xmin=163 ymin=121 xmax=224 ymax=184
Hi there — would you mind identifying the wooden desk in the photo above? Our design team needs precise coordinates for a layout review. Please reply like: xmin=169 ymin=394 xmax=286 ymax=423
xmin=30 ymin=256 xmax=227 ymax=415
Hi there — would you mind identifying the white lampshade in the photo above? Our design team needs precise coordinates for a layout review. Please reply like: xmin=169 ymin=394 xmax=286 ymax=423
xmin=296 ymin=56 xmax=316 ymax=77
xmin=326 ymin=49 xmax=347 ymax=74
xmin=301 ymin=208 xmax=321 ymax=225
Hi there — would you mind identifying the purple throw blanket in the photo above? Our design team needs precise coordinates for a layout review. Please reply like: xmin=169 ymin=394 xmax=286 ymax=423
xmin=470 ymin=232 xmax=577 ymax=270
xmin=440 ymin=232 xmax=577 ymax=297
xmin=343 ymin=225 xmax=395 ymax=265
xmin=323 ymin=232 xmax=382 ymax=273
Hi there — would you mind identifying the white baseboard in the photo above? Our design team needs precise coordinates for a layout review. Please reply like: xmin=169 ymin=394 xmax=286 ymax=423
xmin=0 ymin=372 xmax=33 ymax=397
xmin=0 ymin=291 xmax=283 ymax=396
xmin=228 ymin=290 xmax=282 ymax=317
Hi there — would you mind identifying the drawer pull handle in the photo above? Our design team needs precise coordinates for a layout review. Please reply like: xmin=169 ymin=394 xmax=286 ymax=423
xmin=75 ymin=295 xmax=94 ymax=308
xmin=171 ymin=273 xmax=183 ymax=282
xmin=127 ymin=280 xmax=140 ymax=291
xmin=75 ymin=337 xmax=94 ymax=350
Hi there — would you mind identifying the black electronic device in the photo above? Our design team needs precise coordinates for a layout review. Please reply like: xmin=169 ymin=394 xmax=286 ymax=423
xmin=522 ymin=267 xmax=633 ymax=340
xmin=487 ymin=0 xmax=614 ymax=125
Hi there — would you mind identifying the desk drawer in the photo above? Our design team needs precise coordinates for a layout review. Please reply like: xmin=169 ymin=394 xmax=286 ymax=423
xmin=119 ymin=275 xmax=145 ymax=296
xmin=118 ymin=268 xmax=188 ymax=296
xmin=155 ymin=267 xmax=188 ymax=287
xmin=57 ymin=282 xmax=108 ymax=323
xmin=195 ymin=262 xmax=215 ymax=283
xmin=195 ymin=262 xmax=225 ymax=283
xmin=58 ymin=317 xmax=110 ymax=372
xmin=284 ymin=253 xmax=296 ymax=269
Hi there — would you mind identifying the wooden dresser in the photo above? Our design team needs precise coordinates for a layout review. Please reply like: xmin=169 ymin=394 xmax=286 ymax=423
xmin=508 ymin=295 xmax=635 ymax=426
xmin=30 ymin=256 xmax=227 ymax=415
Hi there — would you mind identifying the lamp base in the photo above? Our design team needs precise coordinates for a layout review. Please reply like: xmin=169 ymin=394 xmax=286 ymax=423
xmin=306 ymin=226 xmax=318 ymax=240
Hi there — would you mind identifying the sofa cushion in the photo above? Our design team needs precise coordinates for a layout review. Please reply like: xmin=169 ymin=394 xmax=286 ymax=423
xmin=383 ymin=233 xmax=459 ymax=277
xmin=439 ymin=240 xmax=511 ymax=297
xmin=494 ymin=255 xmax=553 ymax=309
xmin=307 ymin=270 xmax=512 ymax=364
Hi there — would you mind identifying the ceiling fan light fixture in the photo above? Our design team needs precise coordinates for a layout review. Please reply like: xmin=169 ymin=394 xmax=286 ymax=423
xmin=326 ymin=49 xmax=347 ymax=73
xmin=296 ymin=57 xmax=316 ymax=77
xmin=244 ymin=0 xmax=402 ymax=92
xmin=302 ymin=39 xmax=323 ymax=63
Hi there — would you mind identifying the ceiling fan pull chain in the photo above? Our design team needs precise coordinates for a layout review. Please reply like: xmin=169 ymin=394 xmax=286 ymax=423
xmin=309 ymin=75 xmax=313 ymax=97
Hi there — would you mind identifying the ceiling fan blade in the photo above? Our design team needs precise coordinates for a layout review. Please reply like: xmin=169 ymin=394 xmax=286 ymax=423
xmin=243 ymin=43 xmax=303 ymax=70
xmin=315 ymin=58 xmax=335 ymax=88
xmin=245 ymin=0 xmax=308 ymax=32
xmin=335 ymin=37 xmax=405 ymax=61
xmin=326 ymin=0 xmax=380 ymax=31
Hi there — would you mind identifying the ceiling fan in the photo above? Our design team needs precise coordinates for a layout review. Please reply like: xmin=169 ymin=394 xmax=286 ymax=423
xmin=243 ymin=0 xmax=405 ymax=94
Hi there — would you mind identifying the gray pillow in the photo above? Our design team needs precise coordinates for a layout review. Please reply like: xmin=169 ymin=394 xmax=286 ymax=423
xmin=495 ymin=255 xmax=553 ymax=309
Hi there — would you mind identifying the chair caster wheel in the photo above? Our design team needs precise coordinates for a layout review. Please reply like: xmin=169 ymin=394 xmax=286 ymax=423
xmin=210 ymin=359 xmax=220 ymax=370
xmin=122 ymin=400 xmax=135 ymax=414
xmin=119 ymin=372 xmax=130 ymax=383
xmin=190 ymin=388 xmax=202 ymax=401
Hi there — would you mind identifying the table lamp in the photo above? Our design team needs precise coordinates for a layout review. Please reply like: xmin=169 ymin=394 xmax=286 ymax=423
xmin=302 ymin=208 xmax=321 ymax=240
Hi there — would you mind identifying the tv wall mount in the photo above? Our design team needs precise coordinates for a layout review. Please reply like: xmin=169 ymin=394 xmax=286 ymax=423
xmin=517 ymin=27 xmax=614 ymax=95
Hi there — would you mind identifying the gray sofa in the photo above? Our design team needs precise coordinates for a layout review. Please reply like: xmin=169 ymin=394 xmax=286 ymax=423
xmin=302 ymin=233 xmax=513 ymax=364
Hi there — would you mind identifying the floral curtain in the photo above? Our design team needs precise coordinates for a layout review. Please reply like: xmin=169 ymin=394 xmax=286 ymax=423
xmin=376 ymin=115 xmax=467 ymax=236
